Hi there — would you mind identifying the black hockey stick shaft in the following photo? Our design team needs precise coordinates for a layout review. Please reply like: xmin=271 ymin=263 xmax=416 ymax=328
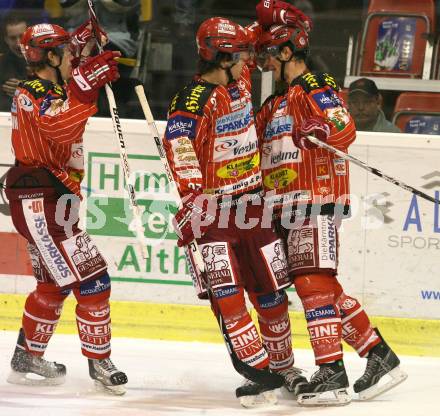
xmin=86 ymin=0 xmax=148 ymax=259
xmin=306 ymin=135 xmax=439 ymax=204
xmin=134 ymin=85 xmax=283 ymax=387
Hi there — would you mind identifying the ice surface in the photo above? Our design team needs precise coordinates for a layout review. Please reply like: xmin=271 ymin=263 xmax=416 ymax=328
xmin=0 ymin=331 xmax=438 ymax=416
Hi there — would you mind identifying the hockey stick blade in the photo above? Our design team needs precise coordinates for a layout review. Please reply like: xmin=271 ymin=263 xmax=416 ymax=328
xmin=306 ymin=135 xmax=439 ymax=204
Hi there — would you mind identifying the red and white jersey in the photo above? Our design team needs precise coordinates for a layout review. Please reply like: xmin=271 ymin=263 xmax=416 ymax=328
xmin=11 ymin=78 xmax=97 ymax=197
xmin=163 ymin=66 xmax=262 ymax=202
xmin=256 ymin=72 xmax=356 ymax=211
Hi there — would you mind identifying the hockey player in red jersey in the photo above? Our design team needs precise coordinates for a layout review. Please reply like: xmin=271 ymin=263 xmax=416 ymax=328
xmin=163 ymin=17 xmax=309 ymax=407
xmin=254 ymin=0 xmax=407 ymax=406
xmin=4 ymin=22 xmax=127 ymax=394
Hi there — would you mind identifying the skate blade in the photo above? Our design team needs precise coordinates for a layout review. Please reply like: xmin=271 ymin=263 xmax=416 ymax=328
xmin=358 ymin=366 xmax=408 ymax=401
xmin=7 ymin=370 xmax=65 ymax=386
xmin=239 ymin=389 xmax=278 ymax=408
xmin=298 ymin=388 xmax=352 ymax=407
xmin=94 ymin=379 xmax=126 ymax=396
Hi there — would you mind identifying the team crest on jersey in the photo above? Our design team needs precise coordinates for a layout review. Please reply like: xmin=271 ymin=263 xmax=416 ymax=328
xmin=325 ymin=107 xmax=350 ymax=131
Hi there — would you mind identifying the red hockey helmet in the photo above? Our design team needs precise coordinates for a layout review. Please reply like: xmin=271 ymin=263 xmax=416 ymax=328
xmin=20 ymin=23 xmax=70 ymax=64
xmin=256 ymin=24 xmax=309 ymax=66
xmin=196 ymin=17 xmax=252 ymax=63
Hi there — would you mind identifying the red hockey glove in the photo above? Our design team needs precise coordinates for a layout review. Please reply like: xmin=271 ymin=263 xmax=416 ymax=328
xmin=69 ymin=50 xmax=120 ymax=103
xmin=172 ymin=191 xmax=216 ymax=247
xmin=293 ymin=116 xmax=331 ymax=150
xmin=69 ymin=19 xmax=108 ymax=67
xmin=256 ymin=0 xmax=313 ymax=32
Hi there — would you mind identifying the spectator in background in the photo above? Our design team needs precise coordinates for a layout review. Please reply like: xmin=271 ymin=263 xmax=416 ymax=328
xmin=0 ymin=12 xmax=28 ymax=111
xmin=347 ymin=77 xmax=400 ymax=133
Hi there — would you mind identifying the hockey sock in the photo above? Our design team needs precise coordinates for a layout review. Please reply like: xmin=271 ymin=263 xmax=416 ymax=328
xmin=213 ymin=286 xmax=269 ymax=369
xmin=74 ymin=273 xmax=112 ymax=359
xmin=249 ymin=290 xmax=294 ymax=371
xmin=22 ymin=284 xmax=67 ymax=356
xmin=337 ymin=292 xmax=381 ymax=357
xmin=295 ymin=273 xmax=343 ymax=365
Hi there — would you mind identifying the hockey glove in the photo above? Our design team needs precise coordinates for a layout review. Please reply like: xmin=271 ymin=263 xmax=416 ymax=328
xmin=256 ymin=0 xmax=313 ymax=32
xmin=172 ymin=191 xmax=216 ymax=247
xmin=69 ymin=50 xmax=120 ymax=103
xmin=69 ymin=19 xmax=108 ymax=67
xmin=293 ymin=116 xmax=331 ymax=150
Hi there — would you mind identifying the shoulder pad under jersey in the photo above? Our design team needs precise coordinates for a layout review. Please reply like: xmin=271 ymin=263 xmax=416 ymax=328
xmin=292 ymin=72 xmax=340 ymax=94
xmin=20 ymin=78 xmax=65 ymax=100
xmin=168 ymin=79 xmax=216 ymax=116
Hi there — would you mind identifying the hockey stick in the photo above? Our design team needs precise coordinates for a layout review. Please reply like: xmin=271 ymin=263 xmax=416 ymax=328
xmin=87 ymin=0 xmax=149 ymax=259
xmin=134 ymin=84 xmax=283 ymax=388
xmin=306 ymin=135 xmax=439 ymax=204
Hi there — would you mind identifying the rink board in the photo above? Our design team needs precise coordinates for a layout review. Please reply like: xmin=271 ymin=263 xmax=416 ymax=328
xmin=1 ymin=113 xmax=440 ymax=353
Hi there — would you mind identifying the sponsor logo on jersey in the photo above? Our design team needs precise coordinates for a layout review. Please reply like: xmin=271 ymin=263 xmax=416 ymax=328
xmin=80 ymin=274 xmax=111 ymax=296
xmin=210 ymin=172 xmax=262 ymax=195
xmin=318 ymin=215 xmax=337 ymax=268
xmin=273 ymin=98 xmax=288 ymax=117
xmin=171 ymin=137 xmax=199 ymax=167
xmin=215 ymin=103 xmax=252 ymax=134
xmin=315 ymin=157 xmax=330 ymax=180
xmin=165 ymin=114 xmax=197 ymax=140
xmin=185 ymin=84 xmax=207 ymax=113
xmin=228 ymin=86 xmax=240 ymax=101
xmin=268 ymin=321 xmax=289 ymax=334
xmin=213 ymin=129 xmax=258 ymax=161
xmin=313 ymin=91 xmax=342 ymax=111
xmin=264 ymin=115 xmax=293 ymax=140
xmin=305 ymin=304 xmax=337 ymax=321
xmin=17 ymin=94 xmax=33 ymax=112
xmin=200 ymin=243 xmax=237 ymax=287
xmin=216 ymin=153 xmax=259 ymax=179
xmin=333 ymin=158 xmax=347 ymax=175
xmin=213 ymin=286 xmax=240 ymax=299
xmin=257 ymin=291 xmax=286 ymax=309
xmin=263 ymin=167 xmax=297 ymax=190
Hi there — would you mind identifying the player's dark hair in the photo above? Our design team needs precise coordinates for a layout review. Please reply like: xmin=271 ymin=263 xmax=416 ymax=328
xmin=197 ymin=52 xmax=233 ymax=75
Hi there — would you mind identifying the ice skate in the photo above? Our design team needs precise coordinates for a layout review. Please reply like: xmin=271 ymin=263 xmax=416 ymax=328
xmin=88 ymin=358 xmax=128 ymax=395
xmin=235 ymin=378 xmax=279 ymax=408
xmin=296 ymin=360 xmax=351 ymax=406
xmin=7 ymin=328 xmax=66 ymax=386
xmin=354 ymin=329 xmax=408 ymax=400
xmin=277 ymin=366 xmax=308 ymax=395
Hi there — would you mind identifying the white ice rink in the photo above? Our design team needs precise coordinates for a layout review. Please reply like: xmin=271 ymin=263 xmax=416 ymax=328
xmin=0 ymin=331 xmax=438 ymax=416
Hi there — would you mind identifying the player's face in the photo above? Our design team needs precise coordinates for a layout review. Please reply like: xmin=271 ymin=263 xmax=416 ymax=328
xmin=263 ymin=55 xmax=282 ymax=80
xmin=59 ymin=47 xmax=73 ymax=81
xmin=229 ymin=51 xmax=250 ymax=80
